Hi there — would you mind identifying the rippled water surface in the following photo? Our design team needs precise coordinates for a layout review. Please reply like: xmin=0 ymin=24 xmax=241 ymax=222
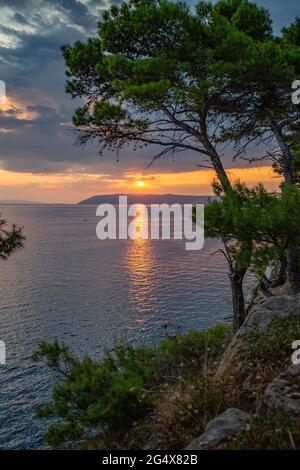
xmin=0 ymin=204 xmax=232 ymax=449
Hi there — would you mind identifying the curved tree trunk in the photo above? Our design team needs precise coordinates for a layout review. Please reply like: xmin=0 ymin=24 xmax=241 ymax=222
xmin=200 ymin=126 xmax=248 ymax=329
xmin=198 ymin=116 xmax=232 ymax=194
xmin=210 ymin=148 xmax=232 ymax=193
xmin=230 ymin=267 xmax=247 ymax=332
xmin=202 ymin=140 xmax=232 ymax=194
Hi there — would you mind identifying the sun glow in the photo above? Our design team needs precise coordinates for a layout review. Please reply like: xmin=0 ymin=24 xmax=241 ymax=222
xmin=0 ymin=166 xmax=281 ymax=204
xmin=136 ymin=180 xmax=145 ymax=188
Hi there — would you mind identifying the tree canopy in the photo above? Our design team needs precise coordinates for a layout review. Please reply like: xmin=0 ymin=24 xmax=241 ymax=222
xmin=0 ymin=216 xmax=24 ymax=260
xmin=63 ymin=0 xmax=300 ymax=321
xmin=63 ymin=0 xmax=278 ymax=189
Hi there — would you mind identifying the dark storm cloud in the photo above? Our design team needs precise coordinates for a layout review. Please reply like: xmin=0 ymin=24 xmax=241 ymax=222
xmin=0 ymin=0 xmax=299 ymax=175
xmin=0 ymin=0 xmax=108 ymax=172
xmin=13 ymin=12 xmax=29 ymax=25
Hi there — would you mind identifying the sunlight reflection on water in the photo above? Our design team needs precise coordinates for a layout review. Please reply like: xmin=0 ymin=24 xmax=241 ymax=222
xmin=0 ymin=204 xmax=233 ymax=449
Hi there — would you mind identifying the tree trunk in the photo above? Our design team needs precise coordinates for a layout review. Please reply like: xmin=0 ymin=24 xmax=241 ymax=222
xmin=230 ymin=268 xmax=247 ymax=332
xmin=206 ymin=144 xmax=232 ymax=194
xmin=200 ymin=124 xmax=248 ymax=327
xmin=267 ymin=116 xmax=300 ymax=294
xmin=210 ymin=149 xmax=232 ymax=193
xmin=267 ymin=113 xmax=294 ymax=184
xmin=198 ymin=118 xmax=232 ymax=194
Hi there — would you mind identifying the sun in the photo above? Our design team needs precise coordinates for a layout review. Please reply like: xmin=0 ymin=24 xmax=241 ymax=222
xmin=136 ymin=180 xmax=145 ymax=188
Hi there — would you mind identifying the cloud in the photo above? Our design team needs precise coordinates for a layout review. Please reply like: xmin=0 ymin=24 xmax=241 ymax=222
xmin=0 ymin=0 xmax=108 ymax=173
xmin=0 ymin=0 xmax=298 ymax=196
xmin=0 ymin=165 xmax=281 ymax=204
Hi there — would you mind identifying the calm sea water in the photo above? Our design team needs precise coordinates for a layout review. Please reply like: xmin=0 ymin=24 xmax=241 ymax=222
xmin=0 ymin=204 xmax=232 ymax=449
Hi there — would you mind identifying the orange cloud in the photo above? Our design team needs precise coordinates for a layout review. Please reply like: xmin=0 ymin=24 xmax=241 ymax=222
xmin=122 ymin=166 xmax=281 ymax=194
xmin=0 ymin=166 xmax=281 ymax=204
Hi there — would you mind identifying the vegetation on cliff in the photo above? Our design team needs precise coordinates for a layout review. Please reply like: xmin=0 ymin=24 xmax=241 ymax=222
xmin=33 ymin=325 xmax=231 ymax=448
xmin=34 ymin=311 xmax=300 ymax=450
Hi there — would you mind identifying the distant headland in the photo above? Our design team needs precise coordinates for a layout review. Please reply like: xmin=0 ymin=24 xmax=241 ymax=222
xmin=78 ymin=194 xmax=213 ymax=205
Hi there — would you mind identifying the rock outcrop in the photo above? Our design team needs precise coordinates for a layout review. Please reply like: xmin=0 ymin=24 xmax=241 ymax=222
xmin=217 ymin=294 xmax=300 ymax=378
xmin=185 ymin=408 xmax=251 ymax=450
xmin=261 ymin=364 xmax=300 ymax=416
xmin=143 ymin=432 xmax=161 ymax=451
xmin=185 ymin=293 xmax=300 ymax=450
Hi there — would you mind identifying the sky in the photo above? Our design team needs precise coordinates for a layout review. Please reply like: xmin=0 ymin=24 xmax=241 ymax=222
xmin=0 ymin=0 xmax=298 ymax=203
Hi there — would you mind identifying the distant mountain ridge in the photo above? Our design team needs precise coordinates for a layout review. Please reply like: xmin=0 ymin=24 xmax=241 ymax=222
xmin=78 ymin=194 xmax=214 ymax=205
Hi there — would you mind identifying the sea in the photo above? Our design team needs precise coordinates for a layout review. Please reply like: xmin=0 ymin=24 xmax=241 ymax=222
xmin=0 ymin=204 xmax=232 ymax=449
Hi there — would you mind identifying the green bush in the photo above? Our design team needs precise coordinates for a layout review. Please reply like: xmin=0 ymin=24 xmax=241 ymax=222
xmin=33 ymin=324 xmax=232 ymax=448
xmin=241 ymin=318 xmax=300 ymax=365
xmin=158 ymin=324 xmax=232 ymax=366
xmin=34 ymin=341 xmax=157 ymax=447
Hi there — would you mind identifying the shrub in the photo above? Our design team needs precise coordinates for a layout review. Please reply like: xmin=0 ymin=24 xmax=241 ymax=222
xmin=33 ymin=324 xmax=232 ymax=448
xmin=33 ymin=341 xmax=157 ymax=447
xmin=242 ymin=318 xmax=300 ymax=366
xmin=151 ymin=374 xmax=238 ymax=449
xmin=159 ymin=324 xmax=231 ymax=364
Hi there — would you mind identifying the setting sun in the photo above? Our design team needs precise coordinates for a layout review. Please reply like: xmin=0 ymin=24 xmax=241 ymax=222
xmin=136 ymin=180 xmax=144 ymax=188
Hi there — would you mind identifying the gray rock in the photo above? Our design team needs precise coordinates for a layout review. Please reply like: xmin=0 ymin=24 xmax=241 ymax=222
xmin=217 ymin=294 xmax=300 ymax=377
xmin=265 ymin=261 xmax=282 ymax=284
xmin=143 ymin=431 xmax=161 ymax=450
xmin=244 ymin=295 xmax=300 ymax=334
xmin=185 ymin=408 xmax=251 ymax=450
xmin=261 ymin=364 xmax=300 ymax=415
